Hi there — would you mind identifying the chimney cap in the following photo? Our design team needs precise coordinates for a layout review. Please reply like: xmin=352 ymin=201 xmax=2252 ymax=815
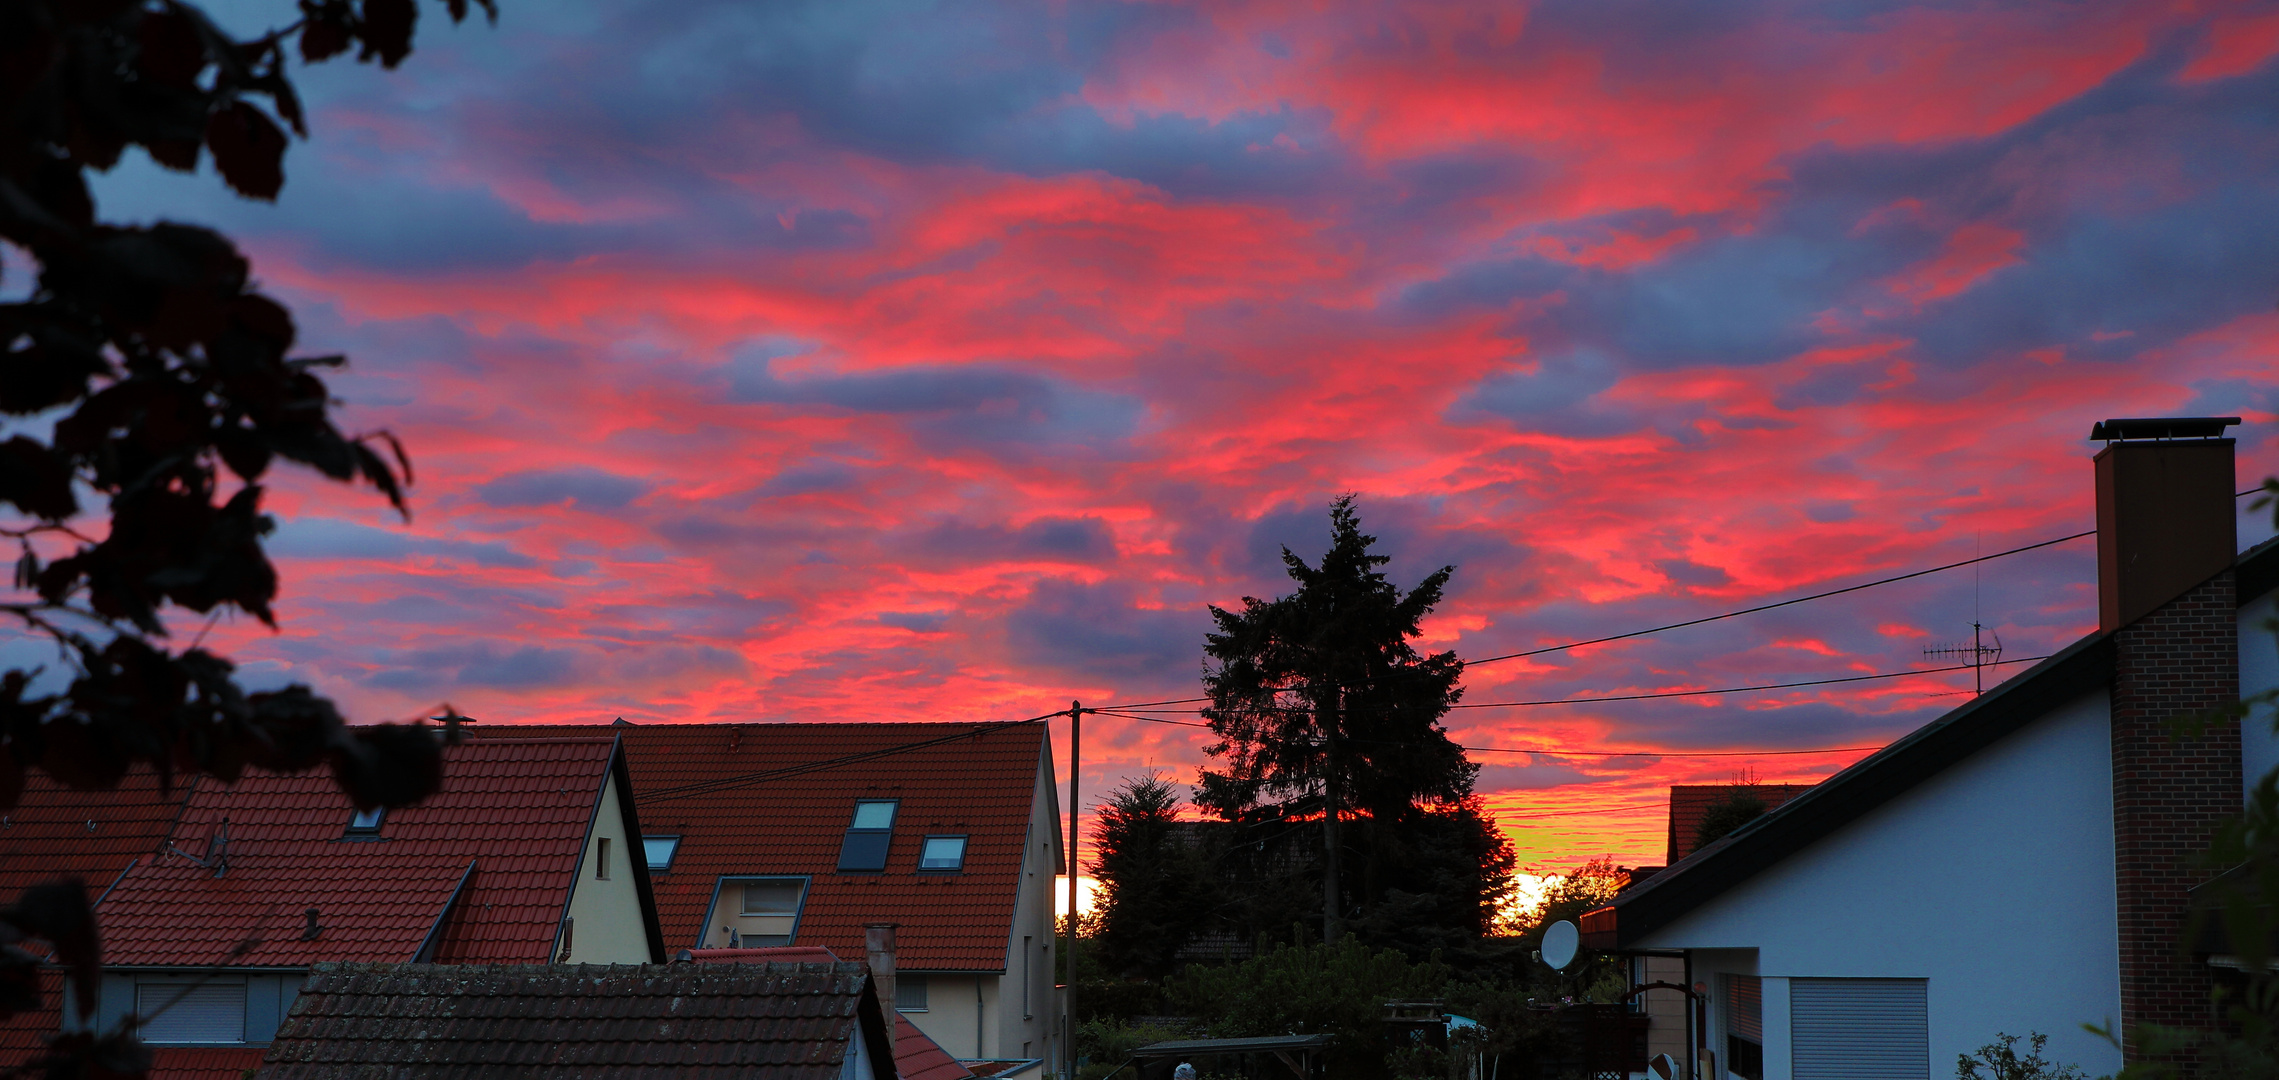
xmin=2090 ymin=416 xmax=2239 ymax=442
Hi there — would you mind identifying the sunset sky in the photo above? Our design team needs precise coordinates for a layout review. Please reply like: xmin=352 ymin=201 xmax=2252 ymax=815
xmin=59 ymin=0 xmax=2279 ymax=874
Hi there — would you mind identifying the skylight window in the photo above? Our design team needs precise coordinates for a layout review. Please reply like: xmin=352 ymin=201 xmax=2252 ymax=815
xmin=918 ymin=835 xmax=967 ymax=872
xmin=345 ymin=807 xmax=384 ymax=836
xmin=837 ymin=800 xmax=898 ymax=872
xmin=643 ymin=835 xmax=681 ymax=871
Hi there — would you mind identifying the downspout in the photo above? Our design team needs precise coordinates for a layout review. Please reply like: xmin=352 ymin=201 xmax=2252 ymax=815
xmin=977 ymin=974 xmax=985 ymax=1060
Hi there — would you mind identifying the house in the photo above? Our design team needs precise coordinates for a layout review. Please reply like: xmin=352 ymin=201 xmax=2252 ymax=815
xmin=257 ymin=960 xmax=899 ymax=1079
xmin=0 ymin=735 xmax=665 ymax=1078
xmin=1579 ymin=417 xmax=2277 ymax=1080
xmin=477 ymin=721 xmax=1063 ymax=1068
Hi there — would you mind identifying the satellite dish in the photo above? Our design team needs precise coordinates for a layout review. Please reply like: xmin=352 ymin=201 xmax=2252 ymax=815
xmin=1647 ymin=1053 xmax=1679 ymax=1080
xmin=1540 ymin=919 xmax=1580 ymax=971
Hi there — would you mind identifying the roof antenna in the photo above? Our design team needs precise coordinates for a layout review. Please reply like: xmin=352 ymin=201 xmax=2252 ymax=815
xmin=1926 ymin=532 xmax=2003 ymax=697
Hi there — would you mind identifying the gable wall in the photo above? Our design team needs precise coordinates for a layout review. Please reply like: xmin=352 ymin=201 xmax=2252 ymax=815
xmin=563 ymin=778 xmax=652 ymax=963
xmin=1635 ymin=690 xmax=2122 ymax=1077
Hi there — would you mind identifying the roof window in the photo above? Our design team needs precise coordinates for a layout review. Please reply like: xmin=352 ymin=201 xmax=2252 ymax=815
xmin=837 ymin=800 xmax=898 ymax=872
xmin=344 ymin=807 xmax=384 ymax=837
xmin=708 ymin=876 xmax=809 ymax=948
xmin=918 ymin=835 xmax=967 ymax=872
xmin=643 ymin=835 xmax=681 ymax=871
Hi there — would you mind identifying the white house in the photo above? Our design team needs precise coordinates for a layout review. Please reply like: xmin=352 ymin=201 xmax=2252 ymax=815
xmin=1581 ymin=416 xmax=2278 ymax=1080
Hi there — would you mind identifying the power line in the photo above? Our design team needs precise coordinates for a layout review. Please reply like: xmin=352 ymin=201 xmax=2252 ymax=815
xmin=1098 ymin=709 xmax=1890 ymax=760
xmin=1088 ymin=527 xmax=2099 ymax=717
xmin=1446 ymin=655 xmax=2047 ymax=708
xmin=1458 ymin=532 xmax=2094 ymax=667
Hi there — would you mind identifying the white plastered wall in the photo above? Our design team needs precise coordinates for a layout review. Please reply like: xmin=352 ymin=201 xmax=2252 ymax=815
xmin=1635 ymin=690 xmax=2123 ymax=1079
xmin=563 ymin=777 xmax=652 ymax=963
xmin=903 ymin=748 xmax=1060 ymax=1062
xmin=2242 ymin=586 xmax=2279 ymax=800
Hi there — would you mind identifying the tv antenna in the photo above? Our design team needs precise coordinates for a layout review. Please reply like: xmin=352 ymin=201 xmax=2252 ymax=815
xmin=1926 ymin=621 xmax=2003 ymax=696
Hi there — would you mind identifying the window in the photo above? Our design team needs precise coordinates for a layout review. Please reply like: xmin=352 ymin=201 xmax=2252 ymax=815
xmin=136 ymin=982 xmax=245 ymax=1044
xmin=837 ymin=800 xmax=898 ymax=872
xmin=1022 ymin=936 xmax=1032 ymax=1018
xmin=345 ymin=807 xmax=384 ymax=836
xmin=595 ymin=837 xmax=612 ymax=880
xmin=919 ymin=835 xmax=967 ymax=872
xmin=643 ymin=835 xmax=681 ymax=871
xmin=1723 ymin=974 xmax=1764 ymax=1080
xmin=898 ymin=974 xmax=928 ymax=1012
xmin=719 ymin=877 xmax=807 ymax=947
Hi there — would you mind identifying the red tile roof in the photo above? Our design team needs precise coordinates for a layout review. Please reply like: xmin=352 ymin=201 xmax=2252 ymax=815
xmin=0 ymin=968 xmax=64 ymax=1070
xmin=260 ymin=962 xmax=895 ymax=1080
xmin=151 ymin=1045 xmax=269 ymax=1080
xmin=895 ymin=1013 xmax=977 ymax=1080
xmin=99 ymin=737 xmax=623 ymax=968
xmin=483 ymin=722 xmax=1049 ymax=972
xmin=2 ymin=766 xmax=189 ymax=905
xmin=1665 ymin=784 xmax=1814 ymax=864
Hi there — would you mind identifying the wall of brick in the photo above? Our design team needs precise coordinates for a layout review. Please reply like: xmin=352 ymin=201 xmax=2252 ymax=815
xmin=2111 ymin=570 xmax=2241 ymax=1051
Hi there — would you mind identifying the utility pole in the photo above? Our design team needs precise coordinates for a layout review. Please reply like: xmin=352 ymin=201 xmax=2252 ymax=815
xmin=1064 ymin=700 xmax=1081 ymax=1080
xmin=1320 ymin=685 xmax=1342 ymax=943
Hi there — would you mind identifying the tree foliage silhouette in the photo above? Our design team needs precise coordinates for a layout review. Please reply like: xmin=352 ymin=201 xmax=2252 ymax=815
xmin=1089 ymin=772 xmax=1211 ymax=980
xmin=1198 ymin=495 xmax=1478 ymax=941
xmin=0 ymin=0 xmax=494 ymax=1071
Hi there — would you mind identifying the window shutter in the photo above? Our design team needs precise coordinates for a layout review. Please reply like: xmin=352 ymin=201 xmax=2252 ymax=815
xmin=137 ymin=982 xmax=246 ymax=1044
xmin=1790 ymin=978 xmax=1927 ymax=1080
xmin=1723 ymin=974 xmax=1763 ymax=1041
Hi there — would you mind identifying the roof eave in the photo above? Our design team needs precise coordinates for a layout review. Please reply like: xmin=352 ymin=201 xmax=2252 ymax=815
xmin=1602 ymin=629 xmax=2116 ymax=950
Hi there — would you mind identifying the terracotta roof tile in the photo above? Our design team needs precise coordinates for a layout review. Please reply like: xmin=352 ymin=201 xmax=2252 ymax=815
xmin=1665 ymin=784 xmax=1813 ymax=864
xmin=484 ymin=723 xmax=1048 ymax=972
xmin=100 ymin=738 xmax=619 ymax=969
xmin=260 ymin=962 xmax=886 ymax=1080
xmin=2 ymin=766 xmax=189 ymax=905
xmin=152 ymin=1045 xmax=270 ymax=1080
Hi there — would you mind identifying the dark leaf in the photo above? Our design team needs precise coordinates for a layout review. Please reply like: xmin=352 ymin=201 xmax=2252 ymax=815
xmin=268 ymin=75 xmax=307 ymax=137
xmin=30 ymin=1029 xmax=153 ymax=1079
xmin=137 ymin=5 xmax=207 ymax=88
xmin=300 ymin=16 xmax=351 ymax=63
xmin=1 ymin=881 xmax=101 ymax=1018
xmin=446 ymin=0 xmax=468 ymax=21
xmin=329 ymin=722 xmax=444 ymax=809
xmin=28 ymin=157 xmax=95 ymax=229
xmin=146 ymin=137 xmax=201 ymax=171
xmin=0 ymin=944 xmax=38 ymax=1018
xmin=352 ymin=439 xmax=407 ymax=517
xmin=205 ymin=100 xmax=287 ymax=200
xmin=358 ymin=0 xmax=416 ymax=68
xmin=244 ymin=685 xmax=346 ymax=773
xmin=214 ymin=425 xmax=272 ymax=482
xmin=0 ymin=436 xmax=80 ymax=519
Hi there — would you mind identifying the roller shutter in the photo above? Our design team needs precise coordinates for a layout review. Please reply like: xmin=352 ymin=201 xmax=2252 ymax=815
xmin=136 ymin=981 xmax=246 ymax=1044
xmin=1790 ymin=978 xmax=1927 ymax=1080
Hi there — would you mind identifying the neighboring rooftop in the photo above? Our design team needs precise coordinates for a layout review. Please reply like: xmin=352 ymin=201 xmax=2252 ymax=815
xmin=97 ymin=736 xmax=638 ymax=968
xmin=482 ymin=722 xmax=1052 ymax=970
xmin=1 ymin=765 xmax=190 ymax=903
xmin=1665 ymin=784 xmax=1814 ymax=865
xmin=260 ymin=962 xmax=894 ymax=1080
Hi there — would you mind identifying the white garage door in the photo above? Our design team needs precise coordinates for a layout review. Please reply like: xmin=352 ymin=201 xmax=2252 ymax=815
xmin=1790 ymin=978 xmax=1927 ymax=1080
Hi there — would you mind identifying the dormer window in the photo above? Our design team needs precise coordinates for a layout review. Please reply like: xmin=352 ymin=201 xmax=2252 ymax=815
xmin=837 ymin=800 xmax=897 ymax=872
xmin=918 ymin=835 xmax=967 ymax=873
xmin=345 ymin=807 xmax=384 ymax=838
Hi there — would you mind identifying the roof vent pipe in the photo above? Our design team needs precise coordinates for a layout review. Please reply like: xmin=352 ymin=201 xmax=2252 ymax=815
xmin=864 ymin=923 xmax=898 ymax=1018
xmin=2090 ymin=416 xmax=2239 ymax=631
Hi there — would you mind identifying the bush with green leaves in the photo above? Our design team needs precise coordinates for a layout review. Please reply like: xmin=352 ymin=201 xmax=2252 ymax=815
xmin=1957 ymin=1032 xmax=2087 ymax=1080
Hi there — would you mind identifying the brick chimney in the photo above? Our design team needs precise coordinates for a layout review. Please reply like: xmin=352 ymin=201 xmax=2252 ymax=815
xmin=865 ymin=923 xmax=898 ymax=1019
xmin=2095 ymin=417 xmax=2242 ymax=1054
